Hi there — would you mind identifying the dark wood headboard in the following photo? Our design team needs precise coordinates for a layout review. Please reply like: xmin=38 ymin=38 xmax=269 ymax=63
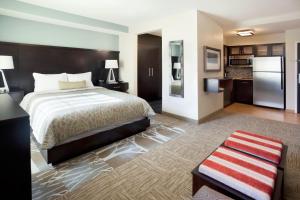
xmin=0 ymin=41 xmax=119 ymax=93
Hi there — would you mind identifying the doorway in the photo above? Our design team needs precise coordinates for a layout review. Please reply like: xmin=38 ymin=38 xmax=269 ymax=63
xmin=138 ymin=32 xmax=162 ymax=113
xmin=297 ymin=43 xmax=300 ymax=113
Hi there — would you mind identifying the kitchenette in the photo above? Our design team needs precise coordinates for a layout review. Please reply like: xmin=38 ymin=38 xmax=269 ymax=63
xmin=222 ymin=42 xmax=285 ymax=109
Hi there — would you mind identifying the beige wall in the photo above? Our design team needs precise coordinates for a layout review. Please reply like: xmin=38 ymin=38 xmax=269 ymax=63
xmin=198 ymin=12 xmax=224 ymax=120
xmin=122 ymin=11 xmax=199 ymax=120
xmin=285 ymin=28 xmax=300 ymax=112
xmin=119 ymin=11 xmax=224 ymax=120
xmin=160 ymin=11 xmax=199 ymax=120
xmin=224 ymin=33 xmax=285 ymax=46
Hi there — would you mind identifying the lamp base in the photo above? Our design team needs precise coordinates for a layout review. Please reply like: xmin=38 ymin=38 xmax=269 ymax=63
xmin=175 ymin=69 xmax=181 ymax=80
xmin=0 ymin=69 xmax=9 ymax=93
xmin=106 ymin=68 xmax=118 ymax=84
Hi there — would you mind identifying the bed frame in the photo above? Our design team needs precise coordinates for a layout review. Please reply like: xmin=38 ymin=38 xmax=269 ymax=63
xmin=34 ymin=118 xmax=150 ymax=164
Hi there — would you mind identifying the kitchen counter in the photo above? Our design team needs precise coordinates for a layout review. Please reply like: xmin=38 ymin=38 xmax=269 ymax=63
xmin=233 ymin=78 xmax=253 ymax=80
xmin=224 ymin=77 xmax=253 ymax=80
xmin=217 ymin=77 xmax=253 ymax=81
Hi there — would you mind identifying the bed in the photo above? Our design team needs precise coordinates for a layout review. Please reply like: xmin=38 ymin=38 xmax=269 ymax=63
xmin=21 ymin=87 xmax=155 ymax=164
xmin=0 ymin=41 xmax=155 ymax=164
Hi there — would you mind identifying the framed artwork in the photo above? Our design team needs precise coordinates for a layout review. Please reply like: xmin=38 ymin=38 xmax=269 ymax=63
xmin=204 ymin=46 xmax=221 ymax=72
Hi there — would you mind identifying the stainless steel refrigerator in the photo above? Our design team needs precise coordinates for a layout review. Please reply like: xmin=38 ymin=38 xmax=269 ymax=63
xmin=253 ymin=56 xmax=285 ymax=109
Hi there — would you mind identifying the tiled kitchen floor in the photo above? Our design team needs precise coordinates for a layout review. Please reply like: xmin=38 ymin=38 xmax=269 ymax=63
xmin=224 ymin=103 xmax=300 ymax=125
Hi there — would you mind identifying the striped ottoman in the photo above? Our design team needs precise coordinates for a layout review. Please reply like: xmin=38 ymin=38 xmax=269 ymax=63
xmin=224 ymin=130 xmax=287 ymax=168
xmin=192 ymin=146 xmax=283 ymax=200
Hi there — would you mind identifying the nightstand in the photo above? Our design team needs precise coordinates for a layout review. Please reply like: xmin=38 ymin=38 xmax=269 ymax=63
xmin=97 ymin=82 xmax=129 ymax=92
xmin=9 ymin=88 xmax=25 ymax=104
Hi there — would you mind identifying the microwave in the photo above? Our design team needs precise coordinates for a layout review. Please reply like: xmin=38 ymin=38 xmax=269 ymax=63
xmin=229 ymin=55 xmax=254 ymax=67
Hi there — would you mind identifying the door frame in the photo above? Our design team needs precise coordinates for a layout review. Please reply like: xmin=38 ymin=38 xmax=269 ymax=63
xmin=297 ymin=43 xmax=300 ymax=113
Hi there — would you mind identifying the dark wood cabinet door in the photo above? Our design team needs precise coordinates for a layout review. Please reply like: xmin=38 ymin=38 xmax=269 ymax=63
xmin=271 ymin=44 xmax=285 ymax=56
xmin=255 ymin=45 xmax=269 ymax=57
xmin=234 ymin=80 xmax=253 ymax=104
xmin=0 ymin=94 xmax=31 ymax=199
xmin=138 ymin=34 xmax=162 ymax=101
xmin=151 ymin=48 xmax=162 ymax=99
xmin=255 ymin=43 xmax=285 ymax=57
xmin=241 ymin=46 xmax=254 ymax=55
xmin=220 ymin=79 xmax=233 ymax=107
xmin=138 ymin=48 xmax=153 ymax=99
xmin=229 ymin=46 xmax=241 ymax=55
xmin=229 ymin=46 xmax=254 ymax=55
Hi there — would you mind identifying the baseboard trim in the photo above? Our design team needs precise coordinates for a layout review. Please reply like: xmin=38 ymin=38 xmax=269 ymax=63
xmin=198 ymin=109 xmax=223 ymax=124
xmin=285 ymin=109 xmax=296 ymax=113
xmin=162 ymin=109 xmax=223 ymax=124
xmin=161 ymin=111 xmax=199 ymax=124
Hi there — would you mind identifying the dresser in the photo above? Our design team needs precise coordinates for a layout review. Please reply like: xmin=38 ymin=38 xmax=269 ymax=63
xmin=0 ymin=94 xmax=31 ymax=199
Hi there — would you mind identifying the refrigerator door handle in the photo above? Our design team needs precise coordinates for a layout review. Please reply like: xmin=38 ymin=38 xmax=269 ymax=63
xmin=281 ymin=73 xmax=284 ymax=90
xmin=281 ymin=57 xmax=284 ymax=73
xmin=281 ymin=57 xmax=284 ymax=90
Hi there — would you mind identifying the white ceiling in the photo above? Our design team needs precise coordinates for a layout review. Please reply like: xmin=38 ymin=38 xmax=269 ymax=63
xmin=18 ymin=0 xmax=300 ymax=35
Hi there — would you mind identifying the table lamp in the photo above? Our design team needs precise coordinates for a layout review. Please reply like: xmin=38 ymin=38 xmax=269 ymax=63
xmin=0 ymin=55 xmax=14 ymax=92
xmin=105 ymin=60 xmax=118 ymax=84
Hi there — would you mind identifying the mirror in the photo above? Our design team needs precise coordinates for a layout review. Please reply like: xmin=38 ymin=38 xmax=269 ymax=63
xmin=170 ymin=40 xmax=184 ymax=97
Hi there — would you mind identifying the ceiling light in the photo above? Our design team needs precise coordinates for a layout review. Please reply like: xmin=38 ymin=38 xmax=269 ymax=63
xmin=236 ymin=30 xmax=255 ymax=37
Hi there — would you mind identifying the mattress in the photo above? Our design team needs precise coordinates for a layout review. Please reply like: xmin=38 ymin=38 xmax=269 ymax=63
xmin=21 ymin=87 xmax=155 ymax=149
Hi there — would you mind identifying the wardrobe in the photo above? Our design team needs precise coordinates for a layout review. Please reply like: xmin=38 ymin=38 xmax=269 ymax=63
xmin=138 ymin=34 xmax=162 ymax=101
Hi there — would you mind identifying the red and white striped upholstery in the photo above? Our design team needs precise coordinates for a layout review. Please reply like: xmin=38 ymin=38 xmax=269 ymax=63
xmin=198 ymin=146 xmax=277 ymax=200
xmin=224 ymin=130 xmax=283 ymax=164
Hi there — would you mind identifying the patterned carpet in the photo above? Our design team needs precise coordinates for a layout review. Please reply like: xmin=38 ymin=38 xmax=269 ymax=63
xmin=31 ymin=119 xmax=185 ymax=200
xmin=33 ymin=111 xmax=300 ymax=200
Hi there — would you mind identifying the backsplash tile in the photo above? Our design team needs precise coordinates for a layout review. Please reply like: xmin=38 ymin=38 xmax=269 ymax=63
xmin=225 ymin=67 xmax=253 ymax=79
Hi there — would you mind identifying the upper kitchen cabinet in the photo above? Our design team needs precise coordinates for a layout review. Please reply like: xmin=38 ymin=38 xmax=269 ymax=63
xmin=254 ymin=43 xmax=285 ymax=57
xmin=241 ymin=46 xmax=254 ymax=55
xmin=255 ymin=45 xmax=269 ymax=57
xmin=271 ymin=43 xmax=285 ymax=56
xmin=229 ymin=45 xmax=254 ymax=55
xmin=229 ymin=46 xmax=241 ymax=55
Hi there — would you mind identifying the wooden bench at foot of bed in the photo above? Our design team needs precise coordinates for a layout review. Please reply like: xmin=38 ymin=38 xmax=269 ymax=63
xmin=223 ymin=130 xmax=288 ymax=170
xmin=192 ymin=146 xmax=283 ymax=200
xmin=192 ymin=166 xmax=283 ymax=200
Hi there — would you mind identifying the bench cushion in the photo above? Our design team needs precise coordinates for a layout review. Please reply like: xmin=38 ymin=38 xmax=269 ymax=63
xmin=224 ymin=130 xmax=283 ymax=164
xmin=198 ymin=146 xmax=277 ymax=200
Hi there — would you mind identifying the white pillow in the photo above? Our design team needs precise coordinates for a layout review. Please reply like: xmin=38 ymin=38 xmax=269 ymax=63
xmin=33 ymin=73 xmax=68 ymax=92
xmin=67 ymin=72 xmax=94 ymax=87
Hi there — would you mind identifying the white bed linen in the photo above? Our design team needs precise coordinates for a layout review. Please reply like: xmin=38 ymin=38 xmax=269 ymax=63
xmin=21 ymin=87 xmax=155 ymax=149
